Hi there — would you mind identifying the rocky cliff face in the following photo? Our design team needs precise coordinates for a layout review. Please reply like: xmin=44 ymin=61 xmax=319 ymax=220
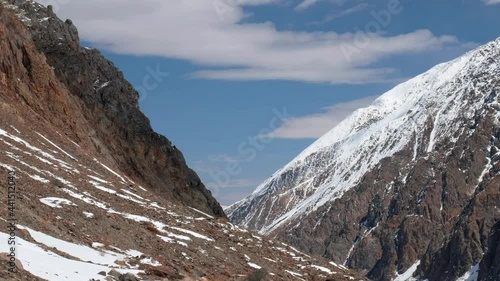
xmin=1 ymin=0 xmax=225 ymax=217
xmin=228 ymin=39 xmax=500 ymax=281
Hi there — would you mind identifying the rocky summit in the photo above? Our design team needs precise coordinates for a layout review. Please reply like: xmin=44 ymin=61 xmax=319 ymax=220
xmin=0 ymin=1 xmax=369 ymax=280
xmin=228 ymin=38 xmax=500 ymax=280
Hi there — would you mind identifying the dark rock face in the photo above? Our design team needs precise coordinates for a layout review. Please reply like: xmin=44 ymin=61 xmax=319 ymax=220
xmin=229 ymin=38 xmax=500 ymax=280
xmin=277 ymin=93 xmax=499 ymax=281
xmin=2 ymin=0 xmax=225 ymax=217
xmin=479 ymin=221 xmax=500 ymax=281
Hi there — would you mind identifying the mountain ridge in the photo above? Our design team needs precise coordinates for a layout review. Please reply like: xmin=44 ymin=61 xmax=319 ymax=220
xmin=2 ymin=0 xmax=225 ymax=218
xmin=229 ymin=38 xmax=500 ymax=281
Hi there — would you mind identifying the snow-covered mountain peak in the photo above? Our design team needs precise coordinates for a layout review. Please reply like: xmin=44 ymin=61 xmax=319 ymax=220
xmin=229 ymin=38 xmax=500 ymax=234
xmin=290 ymin=37 xmax=498 ymax=168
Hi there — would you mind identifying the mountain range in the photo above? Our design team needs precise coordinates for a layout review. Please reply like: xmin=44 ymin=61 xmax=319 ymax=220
xmin=1 ymin=0 xmax=499 ymax=280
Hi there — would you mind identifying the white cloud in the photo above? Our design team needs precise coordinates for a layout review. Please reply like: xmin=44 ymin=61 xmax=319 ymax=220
xmin=262 ymin=95 xmax=378 ymax=139
xmin=207 ymin=154 xmax=244 ymax=163
xmin=310 ymin=3 xmax=374 ymax=25
xmin=483 ymin=0 xmax=500 ymax=4
xmin=295 ymin=0 xmax=347 ymax=11
xmin=38 ymin=0 xmax=459 ymax=84
xmin=295 ymin=0 xmax=321 ymax=10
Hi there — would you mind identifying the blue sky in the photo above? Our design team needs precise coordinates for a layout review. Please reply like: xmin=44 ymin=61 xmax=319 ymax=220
xmin=43 ymin=0 xmax=500 ymax=205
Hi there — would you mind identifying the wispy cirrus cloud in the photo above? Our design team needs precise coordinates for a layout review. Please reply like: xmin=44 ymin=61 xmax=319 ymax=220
xmin=36 ymin=0 xmax=461 ymax=84
xmin=295 ymin=0 xmax=321 ymax=10
xmin=482 ymin=0 xmax=500 ymax=5
xmin=262 ymin=95 xmax=378 ymax=139
xmin=310 ymin=3 xmax=375 ymax=25
xmin=295 ymin=0 xmax=347 ymax=11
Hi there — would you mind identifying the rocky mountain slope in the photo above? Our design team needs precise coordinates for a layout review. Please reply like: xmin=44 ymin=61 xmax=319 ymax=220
xmin=1 ymin=0 xmax=225 ymax=218
xmin=0 ymin=1 xmax=369 ymax=280
xmin=228 ymin=38 xmax=500 ymax=281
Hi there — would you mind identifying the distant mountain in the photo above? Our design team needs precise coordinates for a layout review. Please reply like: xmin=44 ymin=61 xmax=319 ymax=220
xmin=0 ymin=1 xmax=368 ymax=280
xmin=228 ymin=38 xmax=500 ymax=281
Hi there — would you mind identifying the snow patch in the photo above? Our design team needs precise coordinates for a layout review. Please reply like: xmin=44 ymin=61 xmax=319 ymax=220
xmin=0 ymin=232 xmax=140 ymax=281
xmin=28 ymin=174 xmax=50 ymax=183
xmin=40 ymin=197 xmax=77 ymax=208
xmin=392 ymin=260 xmax=420 ymax=281
xmin=248 ymin=262 xmax=262 ymax=269
xmin=189 ymin=207 xmax=215 ymax=219
xmin=89 ymin=180 xmax=116 ymax=194
xmin=35 ymin=132 xmax=77 ymax=161
xmin=93 ymin=158 xmax=127 ymax=183
xmin=311 ymin=264 xmax=336 ymax=275
xmin=83 ymin=211 xmax=95 ymax=218
xmin=456 ymin=263 xmax=480 ymax=281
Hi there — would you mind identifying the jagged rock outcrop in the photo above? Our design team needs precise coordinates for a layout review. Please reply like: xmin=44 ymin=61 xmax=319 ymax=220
xmin=1 ymin=0 xmax=225 ymax=217
xmin=228 ymin=38 xmax=500 ymax=281
xmin=479 ymin=221 xmax=500 ymax=281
